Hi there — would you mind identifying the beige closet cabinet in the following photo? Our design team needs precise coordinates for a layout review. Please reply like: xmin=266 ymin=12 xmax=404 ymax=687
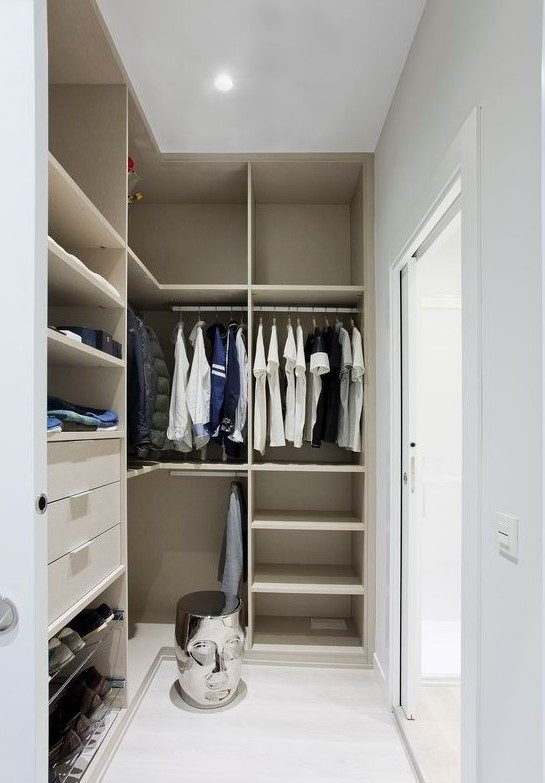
xmin=46 ymin=63 xmax=130 ymax=781
xmin=127 ymin=158 xmax=375 ymax=668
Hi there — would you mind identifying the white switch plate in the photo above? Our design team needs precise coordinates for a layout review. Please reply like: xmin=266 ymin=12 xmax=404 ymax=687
xmin=497 ymin=512 xmax=518 ymax=560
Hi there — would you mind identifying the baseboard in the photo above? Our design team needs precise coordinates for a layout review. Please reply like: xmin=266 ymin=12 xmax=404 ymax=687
xmin=421 ymin=674 xmax=461 ymax=686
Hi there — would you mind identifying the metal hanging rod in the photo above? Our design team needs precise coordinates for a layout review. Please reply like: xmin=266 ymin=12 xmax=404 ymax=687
xmin=171 ymin=305 xmax=247 ymax=312
xmin=171 ymin=304 xmax=359 ymax=313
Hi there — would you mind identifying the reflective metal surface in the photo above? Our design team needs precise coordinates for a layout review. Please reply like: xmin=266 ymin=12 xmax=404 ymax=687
xmin=175 ymin=591 xmax=244 ymax=709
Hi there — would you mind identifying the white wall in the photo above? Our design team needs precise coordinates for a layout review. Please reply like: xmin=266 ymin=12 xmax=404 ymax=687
xmin=417 ymin=215 xmax=461 ymax=679
xmin=374 ymin=1 xmax=542 ymax=781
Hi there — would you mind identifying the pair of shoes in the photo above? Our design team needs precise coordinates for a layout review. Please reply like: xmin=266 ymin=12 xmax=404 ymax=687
xmin=81 ymin=666 xmax=112 ymax=700
xmin=56 ymin=666 xmax=112 ymax=728
xmin=49 ymin=637 xmax=74 ymax=677
xmin=49 ymin=626 xmax=86 ymax=678
xmin=70 ymin=603 xmax=115 ymax=644
xmin=48 ymin=728 xmax=82 ymax=767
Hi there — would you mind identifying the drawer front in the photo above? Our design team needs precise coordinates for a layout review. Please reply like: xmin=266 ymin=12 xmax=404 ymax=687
xmin=48 ymin=525 xmax=121 ymax=624
xmin=48 ymin=440 xmax=120 ymax=502
xmin=48 ymin=482 xmax=121 ymax=564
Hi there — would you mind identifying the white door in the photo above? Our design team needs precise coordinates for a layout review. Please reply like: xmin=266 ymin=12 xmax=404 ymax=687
xmin=0 ymin=2 xmax=48 ymax=781
xmin=400 ymin=259 xmax=421 ymax=720
xmin=400 ymin=203 xmax=462 ymax=723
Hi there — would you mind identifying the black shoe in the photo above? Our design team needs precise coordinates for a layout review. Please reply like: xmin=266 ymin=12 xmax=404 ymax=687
xmin=69 ymin=610 xmax=108 ymax=643
xmin=94 ymin=602 xmax=115 ymax=625
xmin=80 ymin=666 xmax=112 ymax=699
xmin=49 ymin=729 xmax=82 ymax=767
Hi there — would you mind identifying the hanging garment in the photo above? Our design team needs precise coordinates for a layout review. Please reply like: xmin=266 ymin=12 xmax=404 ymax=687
xmin=336 ymin=325 xmax=353 ymax=448
xmin=145 ymin=324 xmax=171 ymax=452
xmin=186 ymin=320 xmax=211 ymax=450
xmin=127 ymin=308 xmax=157 ymax=458
xmin=229 ymin=325 xmax=248 ymax=446
xmin=293 ymin=323 xmax=306 ymax=448
xmin=222 ymin=322 xmax=241 ymax=459
xmin=218 ymin=481 xmax=247 ymax=598
xmin=348 ymin=326 xmax=365 ymax=452
xmin=253 ymin=322 xmax=267 ymax=455
xmin=207 ymin=323 xmax=227 ymax=440
xmin=309 ymin=328 xmax=330 ymax=447
xmin=303 ymin=331 xmax=315 ymax=443
xmin=283 ymin=322 xmax=297 ymax=442
xmin=167 ymin=323 xmax=192 ymax=452
xmin=322 ymin=324 xmax=342 ymax=443
xmin=267 ymin=323 xmax=286 ymax=447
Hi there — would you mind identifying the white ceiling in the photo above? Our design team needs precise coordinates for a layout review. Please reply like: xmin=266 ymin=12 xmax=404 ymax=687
xmin=96 ymin=0 xmax=425 ymax=154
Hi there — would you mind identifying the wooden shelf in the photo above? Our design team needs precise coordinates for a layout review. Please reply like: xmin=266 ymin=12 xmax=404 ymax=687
xmin=127 ymin=246 xmax=248 ymax=309
xmin=251 ymin=462 xmax=364 ymax=473
xmin=47 ymin=328 xmax=124 ymax=368
xmin=48 ymin=237 xmax=123 ymax=309
xmin=252 ymin=563 xmax=364 ymax=595
xmin=48 ymin=153 xmax=125 ymax=249
xmin=250 ymin=284 xmax=364 ymax=306
xmin=48 ymin=430 xmax=124 ymax=442
xmin=252 ymin=615 xmax=363 ymax=650
xmin=252 ymin=510 xmax=363 ymax=531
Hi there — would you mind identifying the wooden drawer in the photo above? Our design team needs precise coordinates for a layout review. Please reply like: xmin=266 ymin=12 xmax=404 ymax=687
xmin=48 ymin=481 xmax=121 ymax=564
xmin=48 ymin=440 xmax=120 ymax=502
xmin=48 ymin=525 xmax=121 ymax=624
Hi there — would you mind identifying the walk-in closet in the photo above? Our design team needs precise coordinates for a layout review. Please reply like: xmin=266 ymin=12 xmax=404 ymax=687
xmin=35 ymin=0 xmax=381 ymax=779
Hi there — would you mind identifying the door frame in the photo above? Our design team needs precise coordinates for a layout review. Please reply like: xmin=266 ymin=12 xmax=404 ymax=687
xmin=388 ymin=109 xmax=482 ymax=783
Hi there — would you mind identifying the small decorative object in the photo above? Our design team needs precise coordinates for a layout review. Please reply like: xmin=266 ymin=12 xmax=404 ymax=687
xmin=127 ymin=155 xmax=143 ymax=204
xmin=175 ymin=591 xmax=245 ymax=709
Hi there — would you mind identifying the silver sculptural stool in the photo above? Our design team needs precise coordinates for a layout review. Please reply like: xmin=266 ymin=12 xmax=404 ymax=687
xmin=175 ymin=591 xmax=245 ymax=709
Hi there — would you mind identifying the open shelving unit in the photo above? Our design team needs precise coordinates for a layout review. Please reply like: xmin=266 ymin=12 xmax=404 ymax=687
xmin=125 ymin=156 xmax=374 ymax=668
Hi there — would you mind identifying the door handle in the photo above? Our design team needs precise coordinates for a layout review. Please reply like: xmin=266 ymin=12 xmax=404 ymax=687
xmin=70 ymin=540 xmax=92 ymax=556
xmin=410 ymin=456 xmax=416 ymax=493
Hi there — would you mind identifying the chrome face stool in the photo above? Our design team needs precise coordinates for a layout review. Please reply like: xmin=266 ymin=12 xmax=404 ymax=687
xmin=175 ymin=591 xmax=245 ymax=709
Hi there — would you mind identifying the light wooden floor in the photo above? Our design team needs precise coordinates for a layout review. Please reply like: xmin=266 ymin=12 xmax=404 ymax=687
xmin=103 ymin=658 xmax=417 ymax=783
xmin=400 ymin=685 xmax=460 ymax=783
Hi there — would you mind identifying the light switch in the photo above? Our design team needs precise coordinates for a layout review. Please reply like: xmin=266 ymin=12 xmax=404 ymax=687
xmin=497 ymin=512 xmax=518 ymax=561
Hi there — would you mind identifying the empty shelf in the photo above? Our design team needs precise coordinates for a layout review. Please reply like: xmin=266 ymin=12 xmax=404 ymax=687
xmin=252 ymin=510 xmax=363 ymax=531
xmin=252 ymin=615 xmax=362 ymax=650
xmin=48 ymin=430 xmax=124 ymax=442
xmin=251 ymin=284 xmax=364 ymax=306
xmin=252 ymin=564 xmax=364 ymax=595
xmin=48 ymin=329 xmax=124 ymax=368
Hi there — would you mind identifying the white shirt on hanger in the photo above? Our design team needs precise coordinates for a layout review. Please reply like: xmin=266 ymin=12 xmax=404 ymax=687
xmin=267 ymin=323 xmax=286 ymax=447
xmin=229 ymin=325 xmax=248 ymax=444
xmin=283 ymin=322 xmax=296 ymax=442
xmin=348 ymin=326 xmax=365 ymax=452
xmin=337 ymin=325 xmax=353 ymax=448
xmin=186 ymin=320 xmax=211 ymax=450
xmin=293 ymin=323 xmax=306 ymax=448
xmin=253 ymin=322 xmax=267 ymax=455
xmin=167 ymin=323 xmax=192 ymax=452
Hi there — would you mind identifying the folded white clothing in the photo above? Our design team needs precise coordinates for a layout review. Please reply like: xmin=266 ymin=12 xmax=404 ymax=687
xmin=59 ymin=329 xmax=83 ymax=342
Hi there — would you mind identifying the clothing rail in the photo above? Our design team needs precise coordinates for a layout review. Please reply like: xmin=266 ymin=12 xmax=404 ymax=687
xmin=171 ymin=305 xmax=359 ymax=313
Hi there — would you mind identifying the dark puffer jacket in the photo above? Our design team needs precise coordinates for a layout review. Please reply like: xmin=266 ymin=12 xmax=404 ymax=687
xmin=127 ymin=308 xmax=157 ymax=458
xmin=146 ymin=324 xmax=170 ymax=452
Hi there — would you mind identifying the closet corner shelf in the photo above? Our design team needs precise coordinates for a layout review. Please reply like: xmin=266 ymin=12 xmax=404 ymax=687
xmin=48 ymin=152 xmax=125 ymax=250
xmin=47 ymin=329 xmax=125 ymax=369
xmin=48 ymin=237 xmax=124 ymax=309
xmin=127 ymin=246 xmax=248 ymax=308
xmin=252 ymin=563 xmax=364 ymax=595
xmin=48 ymin=565 xmax=126 ymax=640
xmin=251 ymin=462 xmax=365 ymax=473
xmin=251 ymin=510 xmax=364 ymax=532
xmin=250 ymin=284 xmax=365 ymax=306
xmin=48 ymin=430 xmax=125 ymax=442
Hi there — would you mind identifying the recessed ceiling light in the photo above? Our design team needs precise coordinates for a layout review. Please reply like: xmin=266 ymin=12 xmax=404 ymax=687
xmin=214 ymin=72 xmax=234 ymax=92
